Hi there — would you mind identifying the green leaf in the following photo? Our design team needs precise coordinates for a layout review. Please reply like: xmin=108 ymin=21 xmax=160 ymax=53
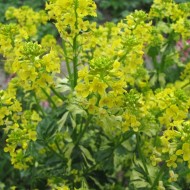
xmin=57 ymin=111 xmax=69 ymax=131
xmin=64 ymin=143 xmax=75 ymax=170
xmin=79 ymin=145 xmax=95 ymax=165
xmin=89 ymin=176 xmax=104 ymax=189
xmin=148 ymin=46 xmax=160 ymax=58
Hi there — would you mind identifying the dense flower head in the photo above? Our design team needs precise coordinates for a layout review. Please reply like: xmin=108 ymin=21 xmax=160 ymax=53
xmin=46 ymin=0 xmax=96 ymax=38
xmin=5 ymin=6 xmax=48 ymax=36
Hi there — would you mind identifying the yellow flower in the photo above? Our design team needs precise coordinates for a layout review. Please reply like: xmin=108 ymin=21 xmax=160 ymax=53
xmin=150 ymin=154 xmax=162 ymax=166
xmin=28 ymin=131 xmax=37 ymax=141
xmin=123 ymin=113 xmax=141 ymax=132
xmin=166 ymin=154 xmax=177 ymax=168
xmin=182 ymin=143 xmax=190 ymax=161
xmin=31 ymin=111 xmax=41 ymax=121
xmin=157 ymin=181 xmax=165 ymax=190
xmin=99 ymin=95 xmax=114 ymax=108
xmin=88 ymin=98 xmax=98 ymax=114
xmin=168 ymin=170 xmax=178 ymax=182
xmin=78 ymin=66 xmax=89 ymax=80
xmin=10 ymin=100 xmax=22 ymax=112
xmin=75 ymin=83 xmax=90 ymax=98
xmin=90 ymin=78 xmax=107 ymax=95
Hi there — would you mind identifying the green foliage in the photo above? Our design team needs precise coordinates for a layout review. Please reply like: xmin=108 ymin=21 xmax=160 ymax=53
xmin=95 ymin=0 xmax=153 ymax=22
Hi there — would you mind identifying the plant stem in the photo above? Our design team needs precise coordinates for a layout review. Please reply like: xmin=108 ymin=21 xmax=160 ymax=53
xmin=33 ymin=92 xmax=46 ymax=117
xmin=72 ymin=0 xmax=79 ymax=89
xmin=41 ymin=88 xmax=57 ymax=109
xmin=151 ymin=163 xmax=166 ymax=189
xmin=62 ymin=39 xmax=72 ymax=81
xmin=136 ymin=133 xmax=152 ymax=185
xmin=73 ymin=35 xmax=78 ymax=88
xmin=50 ymin=86 xmax=66 ymax=101
xmin=74 ymin=116 xmax=92 ymax=147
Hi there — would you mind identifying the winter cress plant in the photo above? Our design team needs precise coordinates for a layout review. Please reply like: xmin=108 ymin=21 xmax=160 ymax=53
xmin=1 ymin=0 xmax=190 ymax=189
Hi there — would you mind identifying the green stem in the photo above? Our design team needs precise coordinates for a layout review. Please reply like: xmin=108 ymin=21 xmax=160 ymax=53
xmin=72 ymin=0 xmax=79 ymax=89
xmin=151 ymin=163 xmax=166 ymax=189
xmin=152 ymin=56 xmax=158 ymax=72
xmin=41 ymin=88 xmax=57 ymax=109
xmin=50 ymin=86 xmax=66 ymax=101
xmin=136 ymin=133 xmax=152 ymax=185
xmin=62 ymin=39 xmax=72 ymax=81
xmin=74 ymin=116 xmax=92 ymax=147
xmin=73 ymin=35 xmax=78 ymax=88
xmin=181 ymin=81 xmax=190 ymax=89
xmin=33 ymin=93 xmax=46 ymax=117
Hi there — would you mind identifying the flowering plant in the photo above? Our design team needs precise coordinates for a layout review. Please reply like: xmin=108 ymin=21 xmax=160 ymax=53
xmin=1 ymin=0 xmax=190 ymax=189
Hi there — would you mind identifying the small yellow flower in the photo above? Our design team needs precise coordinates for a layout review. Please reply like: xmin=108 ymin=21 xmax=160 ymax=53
xmin=99 ymin=95 xmax=114 ymax=108
xmin=75 ymin=83 xmax=90 ymax=98
xmin=182 ymin=143 xmax=190 ymax=161
xmin=166 ymin=154 xmax=177 ymax=168
xmin=168 ymin=170 xmax=178 ymax=182
xmin=90 ymin=78 xmax=107 ymax=95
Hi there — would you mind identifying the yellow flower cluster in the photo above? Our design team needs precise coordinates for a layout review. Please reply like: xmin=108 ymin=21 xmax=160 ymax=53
xmin=150 ymin=0 xmax=190 ymax=39
xmin=46 ymin=0 xmax=96 ymax=38
xmin=0 ymin=88 xmax=41 ymax=169
xmin=75 ymin=11 xmax=153 ymax=134
xmin=73 ymin=1 xmax=190 ymax=179
xmin=5 ymin=6 xmax=48 ymax=37
xmin=0 ymin=6 xmax=63 ymax=170
xmin=0 ymin=6 xmax=48 ymax=73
